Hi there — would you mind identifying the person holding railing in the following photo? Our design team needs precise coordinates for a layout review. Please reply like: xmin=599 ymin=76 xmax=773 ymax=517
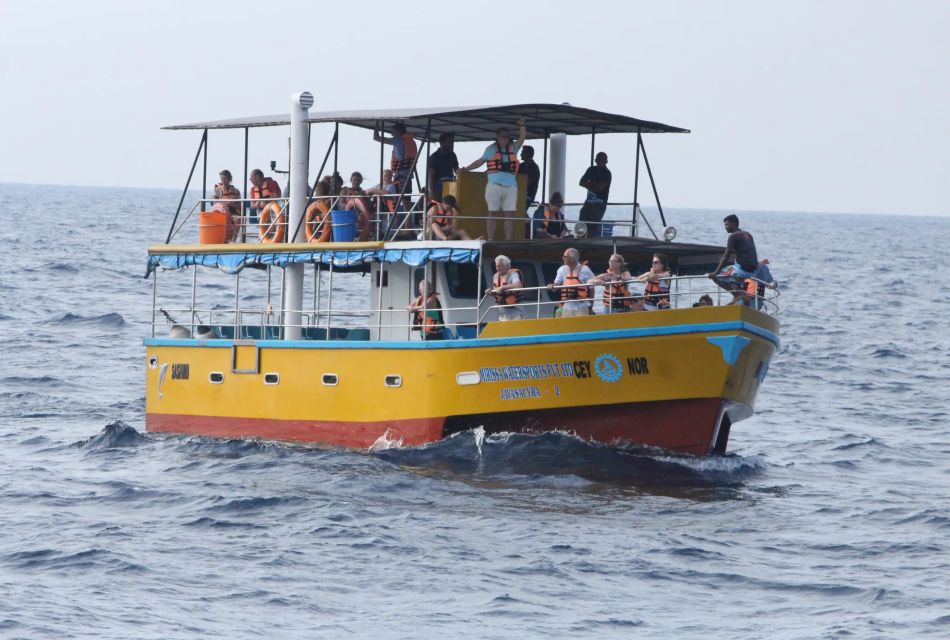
xmin=589 ymin=253 xmax=639 ymax=312
xmin=490 ymin=255 xmax=524 ymax=321
xmin=426 ymin=195 xmax=473 ymax=241
xmin=548 ymin=248 xmax=595 ymax=317
xmin=407 ymin=281 xmax=444 ymax=340
xmin=211 ymin=170 xmax=242 ymax=241
xmin=248 ymin=169 xmax=282 ymax=226
xmin=458 ymin=118 xmax=527 ymax=241
xmin=532 ymin=192 xmax=570 ymax=239
xmin=426 ymin=133 xmax=459 ymax=201
xmin=639 ymin=253 xmax=672 ymax=310
xmin=708 ymin=214 xmax=759 ymax=304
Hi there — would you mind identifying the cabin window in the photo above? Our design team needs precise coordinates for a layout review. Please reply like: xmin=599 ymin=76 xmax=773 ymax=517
xmin=209 ymin=372 xmax=224 ymax=384
xmin=541 ymin=262 xmax=562 ymax=301
xmin=148 ymin=356 xmax=158 ymax=369
xmin=384 ymin=375 xmax=402 ymax=388
xmin=444 ymin=263 xmax=479 ymax=299
xmin=322 ymin=373 xmax=339 ymax=386
xmin=264 ymin=373 xmax=280 ymax=385
xmin=511 ymin=262 xmax=540 ymax=302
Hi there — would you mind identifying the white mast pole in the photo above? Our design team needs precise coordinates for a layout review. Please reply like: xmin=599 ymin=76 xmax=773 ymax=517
xmin=283 ymin=90 xmax=313 ymax=340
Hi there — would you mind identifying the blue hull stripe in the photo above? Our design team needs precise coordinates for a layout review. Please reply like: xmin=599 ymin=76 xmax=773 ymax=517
xmin=144 ymin=320 xmax=780 ymax=350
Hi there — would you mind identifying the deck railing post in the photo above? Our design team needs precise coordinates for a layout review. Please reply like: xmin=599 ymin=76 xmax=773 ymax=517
xmin=283 ymin=91 xmax=313 ymax=340
xmin=638 ymin=134 xmax=666 ymax=228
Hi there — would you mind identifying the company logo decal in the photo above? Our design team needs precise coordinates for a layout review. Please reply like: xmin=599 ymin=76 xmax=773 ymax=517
xmin=593 ymin=354 xmax=623 ymax=383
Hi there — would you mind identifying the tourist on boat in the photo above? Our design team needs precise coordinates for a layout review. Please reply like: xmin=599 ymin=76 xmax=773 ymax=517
xmin=406 ymin=281 xmax=444 ymax=340
xmin=426 ymin=195 xmax=472 ymax=241
xmin=211 ymin=170 xmax=242 ymax=241
xmin=708 ymin=214 xmax=758 ymax=303
xmin=349 ymin=171 xmax=365 ymax=195
xmin=458 ymin=118 xmax=527 ymax=241
xmin=248 ymin=169 xmax=281 ymax=226
xmin=578 ymin=152 xmax=611 ymax=237
xmin=639 ymin=253 xmax=672 ymax=310
xmin=532 ymin=192 xmax=570 ymax=239
xmin=366 ymin=169 xmax=397 ymax=213
xmin=426 ymin=133 xmax=459 ymax=201
xmin=589 ymin=253 xmax=639 ymax=312
xmin=374 ymin=123 xmax=417 ymax=195
xmin=549 ymin=248 xmax=595 ymax=317
xmin=518 ymin=145 xmax=541 ymax=209
xmin=490 ymin=255 xmax=524 ymax=321
xmin=693 ymin=294 xmax=714 ymax=307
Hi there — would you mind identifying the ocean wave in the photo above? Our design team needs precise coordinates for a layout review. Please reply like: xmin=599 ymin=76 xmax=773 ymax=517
xmin=43 ymin=311 xmax=127 ymax=328
xmin=77 ymin=420 xmax=149 ymax=449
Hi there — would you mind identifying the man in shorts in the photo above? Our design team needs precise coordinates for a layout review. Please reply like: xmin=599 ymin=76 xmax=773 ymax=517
xmin=459 ymin=118 xmax=527 ymax=240
xmin=708 ymin=214 xmax=759 ymax=302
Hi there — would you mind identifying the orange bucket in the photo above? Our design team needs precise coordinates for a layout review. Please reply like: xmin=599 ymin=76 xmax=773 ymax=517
xmin=198 ymin=211 xmax=229 ymax=244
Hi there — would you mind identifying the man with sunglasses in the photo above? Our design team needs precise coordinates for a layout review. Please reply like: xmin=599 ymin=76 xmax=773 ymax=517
xmin=459 ymin=118 xmax=527 ymax=240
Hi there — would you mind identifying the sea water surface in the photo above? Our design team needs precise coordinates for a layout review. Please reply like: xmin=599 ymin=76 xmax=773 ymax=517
xmin=0 ymin=183 xmax=948 ymax=639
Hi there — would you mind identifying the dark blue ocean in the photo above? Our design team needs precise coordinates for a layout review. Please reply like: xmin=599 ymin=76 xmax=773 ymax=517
xmin=1 ymin=182 xmax=948 ymax=639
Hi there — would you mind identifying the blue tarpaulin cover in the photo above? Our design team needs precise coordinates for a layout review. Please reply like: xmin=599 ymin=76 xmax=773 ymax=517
xmin=146 ymin=246 xmax=480 ymax=276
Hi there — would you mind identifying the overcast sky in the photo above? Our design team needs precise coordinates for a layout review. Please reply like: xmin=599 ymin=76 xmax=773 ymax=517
xmin=0 ymin=0 xmax=946 ymax=215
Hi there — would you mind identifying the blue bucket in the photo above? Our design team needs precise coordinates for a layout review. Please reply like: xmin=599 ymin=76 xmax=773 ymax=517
xmin=331 ymin=209 xmax=358 ymax=242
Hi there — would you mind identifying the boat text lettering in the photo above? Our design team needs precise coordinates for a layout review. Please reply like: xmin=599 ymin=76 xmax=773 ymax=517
xmin=501 ymin=386 xmax=542 ymax=400
xmin=479 ymin=362 xmax=575 ymax=383
xmin=573 ymin=360 xmax=593 ymax=379
xmin=626 ymin=357 xmax=650 ymax=375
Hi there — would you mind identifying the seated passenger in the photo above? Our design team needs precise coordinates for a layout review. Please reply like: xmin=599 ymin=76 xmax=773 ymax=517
xmin=548 ymin=248 xmax=595 ymax=317
xmin=211 ymin=169 xmax=242 ymax=241
xmin=589 ymin=253 xmax=639 ymax=312
xmin=349 ymin=171 xmax=365 ymax=195
xmin=490 ymin=255 xmax=524 ymax=321
xmin=692 ymin=294 xmax=714 ymax=308
xmin=248 ymin=168 xmax=281 ymax=225
xmin=426 ymin=195 xmax=473 ymax=240
xmin=340 ymin=187 xmax=372 ymax=241
xmin=533 ymin=192 xmax=570 ymax=239
xmin=708 ymin=214 xmax=758 ymax=303
xmin=406 ymin=281 xmax=444 ymax=340
xmin=638 ymin=253 xmax=672 ymax=310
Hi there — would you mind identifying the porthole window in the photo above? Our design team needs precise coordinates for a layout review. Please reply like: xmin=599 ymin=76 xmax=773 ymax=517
xmin=209 ymin=372 xmax=224 ymax=384
xmin=264 ymin=373 xmax=280 ymax=385
xmin=384 ymin=375 xmax=402 ymax=388
xmin=456 ymin=371 xmax=481 ymax=386
xmin=322 ymin=373 xmax=339 ymax=386
xmin=148 ymin=356 xmax=159 ymax=369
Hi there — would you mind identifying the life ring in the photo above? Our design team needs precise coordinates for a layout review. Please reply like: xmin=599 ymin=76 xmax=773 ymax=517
xmin=305 ymin=201 xmax=331 ymax=243
xmin=258 ymin=202 xmax=286 ymax=243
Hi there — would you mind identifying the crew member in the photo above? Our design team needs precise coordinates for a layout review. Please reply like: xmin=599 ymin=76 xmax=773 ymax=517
xmin=426 ymin=133 xmax=459 ymax=201
xmin=708 ymin=214 xmax=759 ymax=303
xmin=518 ymin=145 xmax=540 ymax=209
xmin=490 ymin=254 xmax=524 ymax=321
xmin=578 ymin=152 xmax=611 ymax=237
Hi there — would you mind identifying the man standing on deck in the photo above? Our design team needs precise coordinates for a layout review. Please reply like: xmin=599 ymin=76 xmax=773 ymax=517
xmin=708 ymin=214 xmax=759 ymax=300
xmin=426 ymin=133 xmax=459 ymax=201
xmin=518 ymin=145 xmax=541 ymax=209
xmin=578 ymin=152 xmax=612 ymax=237
xmin=374 ymin=123 xmax=418 ymax=195
xmin=248 ymin=169 xmax=282 ymax=225
xmin=459 ymin=118 xmax=527 ymax=241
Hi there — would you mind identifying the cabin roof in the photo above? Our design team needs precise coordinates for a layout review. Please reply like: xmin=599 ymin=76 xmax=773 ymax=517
xmin=161 ymin=103 xmax=689 ymax=140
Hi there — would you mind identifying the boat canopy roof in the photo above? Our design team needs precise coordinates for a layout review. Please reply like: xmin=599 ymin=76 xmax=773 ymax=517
xmin=146 ymin=241 xmax=480 ymax=276
xmin=161 ymin=103 xmax=688 ymax=141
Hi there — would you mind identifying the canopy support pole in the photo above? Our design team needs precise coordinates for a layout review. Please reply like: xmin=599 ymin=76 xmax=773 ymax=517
xmin=424 ymin=118 xmax=432 ymax=199
xmin=165 ymin=129 xmax=206 ymax=244
xmin=376 ymin=264 xmax=385 ymax=340
xmin=283 ymin=91 xmax=313 ymax=341
xmin=290 ymin=126 xmax=337 ymax=243
xmin=590 ymin=126 xmax=596 ymax=165
xmin=633 ymin=129 xmax=641 ymax=237
xmin=541 ymin=131 xmax=549 ymax=203
xmin=201 ymin=129 xmax=208 ymax=212
xmin=325 ymin=261 xmax=334 ymax=334
xmin=190 ymin=266 xmax=198 ymax=335
xmin=242 ymin=127 xmax=248 ymax=242
xmin=638 ymin=135 xmax=666 ymax=228
xmin=234 ymin=272 xmax=240 ymax=338
xmin=378 ymin=121 xmax=385 ymax=241
xmin=332 ymin=122 xmax=339 ymax=187
xmin=548 ymin=133 xmax=566 ymax=203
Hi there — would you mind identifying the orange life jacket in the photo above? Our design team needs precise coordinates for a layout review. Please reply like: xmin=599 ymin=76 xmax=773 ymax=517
xmin=428 ymin=202 xmax=452 ymax=227
xmin=542 ymin=206 xmax=564 ymax=236
xmin=412 ymin=293 xmax=443 ymax=337
xmin=492 ymin=268 xmax=523 ymax=306
xmin=390 ymin=133 xmax=418 ymax=173
xmin=560 ymin=267 xmax=592 ymax=301
xmin=250 ymin=177 xmax=281 ymax=201
xmin=603 ymin=276 xmax=632 ymax=310
xmin=644 ymin=277 xmax=671 ymax=308
xmin=486 ymin=143 xmax=519 ymax=174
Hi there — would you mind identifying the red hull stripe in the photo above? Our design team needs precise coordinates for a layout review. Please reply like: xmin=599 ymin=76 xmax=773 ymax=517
xmin=147 ymin=398 xmax=724 ymax=455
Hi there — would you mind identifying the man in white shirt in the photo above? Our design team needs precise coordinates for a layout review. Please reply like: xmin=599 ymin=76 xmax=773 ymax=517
xmin=550 ymin=248 xmax=595 ymax=317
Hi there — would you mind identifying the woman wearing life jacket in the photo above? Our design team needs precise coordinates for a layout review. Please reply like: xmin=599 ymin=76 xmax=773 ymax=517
xmin=533 ymin=191 xmax=569 ymax=239
xmin=548 ymin=248 xmax=596 ymax=317
xmin=211 ymin=169 xmax=242 ymax=241
xmin=490 ymin=254 xmax=525 ymax=321
xmin=638 ymin=252 xmax=672 ymax=310
xmin=589 ymin=253 xmax=639 ymax=312
xmin=426 ymin=195 xmax=473 ymax=241
xmin=406 ymin=281 xmax=444 ymax=340
xmin=248 ymin=169 xmax=282 ymax=226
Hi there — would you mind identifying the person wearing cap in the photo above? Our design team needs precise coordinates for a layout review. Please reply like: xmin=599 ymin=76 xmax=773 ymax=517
xmin=458 ymin=118 xmax=527 ymax=241
xmin=518 ymin=145 xmax=541 ymax=209
xmin=578 ymin=152 xmax=612 ymax=237
xmin=426 ymin=133 xmax=459 ymax=201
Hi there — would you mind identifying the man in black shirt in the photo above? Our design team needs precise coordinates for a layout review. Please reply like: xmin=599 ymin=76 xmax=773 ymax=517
xmin=517 ymin=145 xmax=540 ymax=209
xmin=426 ymin=133 xmax=459 ymax=201
xmin=709 ymin=213 xmax=759 ymax=299
xmin=578 ymin=152 xmax=611 ymax=236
